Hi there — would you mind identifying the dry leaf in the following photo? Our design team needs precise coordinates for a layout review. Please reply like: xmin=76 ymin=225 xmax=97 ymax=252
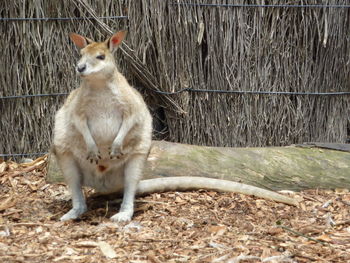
xmin=98 ymin=241 xmax=117 ymax=259
xmin=266 ymin=227 xmax=283 ymax=235
xmin=7 ymin=161 xmax=18 ymax=170
xmin=0 ymin=196 xmax=16 ymax=211
xmin=0 ymin=242 xmax=9 ymax=250
xmin=75 ymin=241 xmax=99 ymax=247
xmin=208 ymin=225 xmax=227 ymax=236
xmin=53 ymin=255 xmax=86 ymax=262
xmin=261 ymin=247 xmax=272 ymax=258
xmin=20 ymin=155 xmax=46 ymax=167
xmin=316 ymin=234 xmax=333 ymax=242
xmin=0 ymin=162 xmax=8 ymax=173
xmin=65 ymin=247 xmax=78 ymax=255
xmin=299 ymin=202 xmax=306 ymax=211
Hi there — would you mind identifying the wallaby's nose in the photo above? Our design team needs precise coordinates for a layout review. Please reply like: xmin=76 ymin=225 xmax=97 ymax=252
xmin=77 ymin=64 xmax=86 ymax=73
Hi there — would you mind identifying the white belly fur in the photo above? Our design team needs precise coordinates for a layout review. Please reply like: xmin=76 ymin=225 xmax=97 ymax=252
xmin=75 ymin=95 xmax=124 ymax=192
xmin=88 ymin=113 xmax=122 ymax=155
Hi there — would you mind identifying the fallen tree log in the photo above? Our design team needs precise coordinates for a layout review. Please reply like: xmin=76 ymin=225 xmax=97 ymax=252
xmin=47 ymin=140 xmax=350 ymax=191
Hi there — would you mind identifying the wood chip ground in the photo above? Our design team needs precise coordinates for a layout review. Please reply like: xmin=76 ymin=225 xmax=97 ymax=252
xmin=0 ymin=156 xmax=349 ymax=262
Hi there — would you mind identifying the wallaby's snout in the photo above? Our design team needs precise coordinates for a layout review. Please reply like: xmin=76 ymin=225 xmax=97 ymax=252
xmin=77 ymin=64 xmax=86 ymax=74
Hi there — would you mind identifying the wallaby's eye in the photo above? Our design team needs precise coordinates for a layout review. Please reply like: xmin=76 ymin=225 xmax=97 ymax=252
xmin=96 ymin=54 xmax=105 ymax=60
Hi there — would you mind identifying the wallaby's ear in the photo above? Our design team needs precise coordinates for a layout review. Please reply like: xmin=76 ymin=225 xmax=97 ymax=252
xmin=69 ymin=33 xmax=92 ymax=49
xmin=106 ymin=31 xmax=127 ymax=52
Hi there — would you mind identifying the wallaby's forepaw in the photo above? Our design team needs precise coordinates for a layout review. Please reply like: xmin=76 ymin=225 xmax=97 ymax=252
xmin=60 ymin=206 xmax=87 ymax=221
xmin=110 ymin=210 xmax=133 ymax=222
xmin=109 ymin=144 xmax=125 ymax=160
xmin=86 ymin=147 xmax=101 ymax=164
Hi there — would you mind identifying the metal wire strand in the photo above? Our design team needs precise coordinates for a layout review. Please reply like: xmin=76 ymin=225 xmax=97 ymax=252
xmin=0 ymin=152 xmax=48 ymax=158
xmin=2 ymin=88 xmax=350 ymax=100
xmin=0 ymin=16 xmax=128 ymax=21
xmin=172 ymin=3 xmax=350 ymax=8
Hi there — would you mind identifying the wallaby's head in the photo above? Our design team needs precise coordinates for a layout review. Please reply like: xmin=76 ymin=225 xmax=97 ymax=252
xmin=69 ymin=31 xmax=127 ymax=78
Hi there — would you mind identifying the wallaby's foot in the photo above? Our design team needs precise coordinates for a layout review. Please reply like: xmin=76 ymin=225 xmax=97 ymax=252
xmin=86 ymin=145 xmax=101 ymax=164
xmin=109 ymin=144 xmax=125 ymax=160
xmin=110 ymin=210 xmax=133 ymax=222
xmin=60 ymin=206 xmax=87 ymax=221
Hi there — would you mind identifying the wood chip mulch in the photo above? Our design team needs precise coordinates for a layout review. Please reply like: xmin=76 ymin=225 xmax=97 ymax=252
xmin=0 ymin=156 xmax=350 ymax=263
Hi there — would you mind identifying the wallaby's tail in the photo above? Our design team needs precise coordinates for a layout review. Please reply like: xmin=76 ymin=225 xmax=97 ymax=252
xmin=137 ymin=177 xmax=298 ymax=206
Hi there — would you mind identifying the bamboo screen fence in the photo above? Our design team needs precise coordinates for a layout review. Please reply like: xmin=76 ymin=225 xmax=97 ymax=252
xmin=1 ymin=0 xmax=350 ymax=158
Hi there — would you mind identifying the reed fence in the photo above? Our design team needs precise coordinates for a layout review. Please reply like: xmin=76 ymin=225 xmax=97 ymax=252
xmin=1 ymin=0 xmax=349 ymax=159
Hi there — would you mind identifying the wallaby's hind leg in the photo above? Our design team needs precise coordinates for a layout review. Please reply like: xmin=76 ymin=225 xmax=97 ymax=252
xmin=57 ymin=154 xmax=87 ymax=221
xmin=111 ymin=154 xmax=146 ymax=222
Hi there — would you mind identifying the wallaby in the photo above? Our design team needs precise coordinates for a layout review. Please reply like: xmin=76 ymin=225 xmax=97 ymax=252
xmin=52 ymin=31 xmax=152 ymax=222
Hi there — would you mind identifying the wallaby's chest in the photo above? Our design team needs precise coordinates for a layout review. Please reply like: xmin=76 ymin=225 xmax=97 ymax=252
xmin=83 ymin=89 xmax=123 ymax=145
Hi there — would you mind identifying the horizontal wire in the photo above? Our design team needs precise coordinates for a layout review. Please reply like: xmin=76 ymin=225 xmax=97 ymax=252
xmin=0 ymin=93 xmax=69 ymax=100
xmin=185 ymin=89 xmax=350 ymax=96
xmin=0 ymin=4 xmax=347 ymax=23
xmin=0 ymin=16 xmax=128 ymax=22
xmin=1 ymin=3 xmax=347 ymax=22
xmin=173 ymin=3 xmax=350 ymax=8
xmin=2 ymin=89 xmax=350 ymax=100
xmin=138 ymin=87 xmax=350 ymax=96
xmin=0 ymin=152 xmax=48 ymax=158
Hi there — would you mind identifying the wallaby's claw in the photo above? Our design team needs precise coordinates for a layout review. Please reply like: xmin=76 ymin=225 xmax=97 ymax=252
xmin=109 ymin=151 xmax=124 ymax=160
xmin=109 ymin=144 xmax=124 ymax=160
xmin=86 ymin=149 xmax=101 ymax=164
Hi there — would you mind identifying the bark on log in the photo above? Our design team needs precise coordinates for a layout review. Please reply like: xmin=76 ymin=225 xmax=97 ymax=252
xmin=47 ymin=140 xmax=350 ymax=191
